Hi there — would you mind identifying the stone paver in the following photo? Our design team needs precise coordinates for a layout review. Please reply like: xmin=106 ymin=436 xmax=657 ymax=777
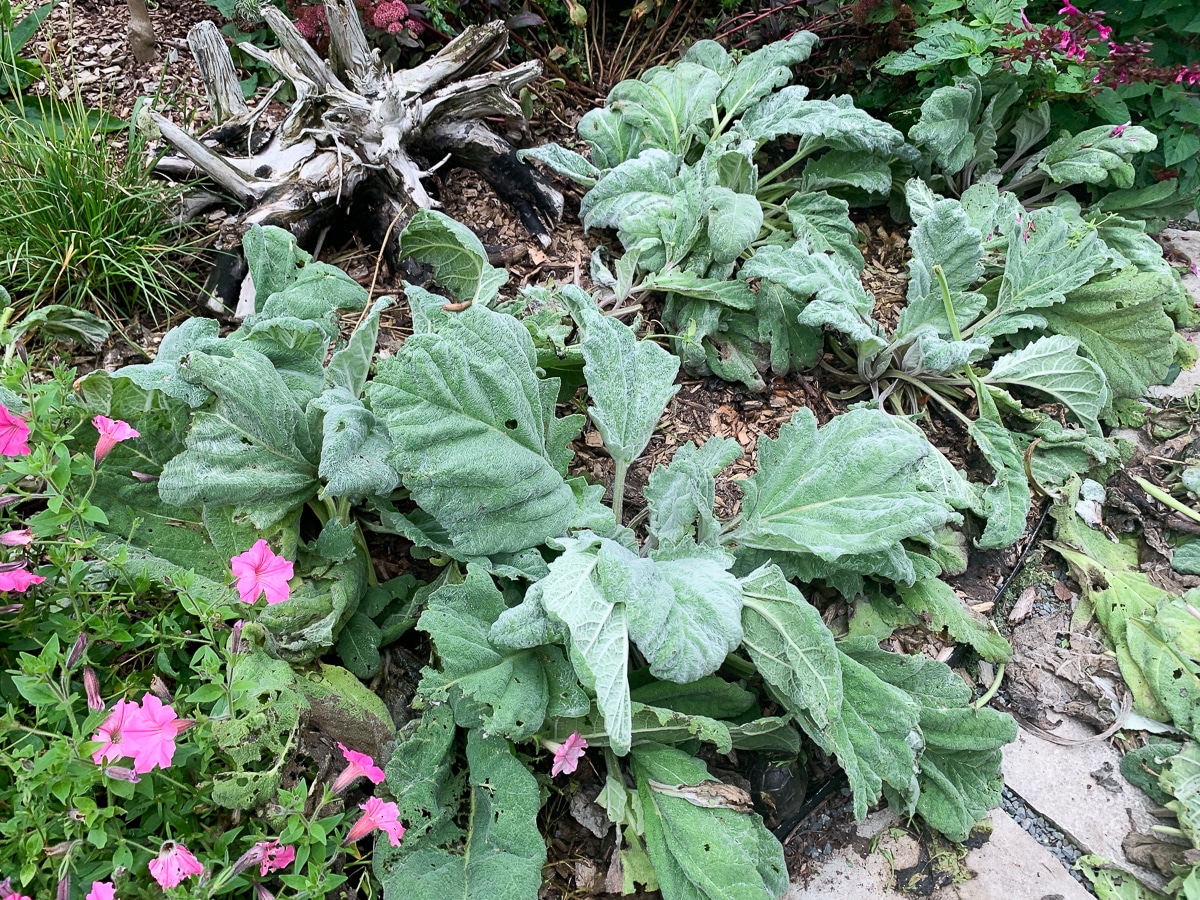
xmin=786 ymin=809 xmax=1092 ymax=900
xmin=1002 ymin=721 xmax=1167 ymax=892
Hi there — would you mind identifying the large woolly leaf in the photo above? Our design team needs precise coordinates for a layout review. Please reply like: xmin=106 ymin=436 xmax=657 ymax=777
xmin=897 ymin=184 xmax=985 ymax=337
xmin=517 ymin=144 xmax=601 ymax=187
xmin=784 ymin=191 xmax=863 ymax=272
xmin=326 ymin=296 xmax=392 ymax=399
xmin=536 ymin=535 xmax=637 ymax=755
xmin=116 ymin=317 xmax=224 ymax=407
xmin=984 ymin=335 xmax=1108 ymax=434
xmin=383 ymin=704 xmax=463 ymax=849
xmin=740 ymin=565 xmax=842 ymax=730
xmin=397 ymin=209 xmax=509 ymax=305
xmin=418 ymin=566 xmax=585 ymax=740
xmin=606 ymin=62 xmax=723 ymax=156
xmin=798 ymin=153 xmax=894 ymax=195
xmin=968 ymin=402 xmax=1030 ymax=550
xmin=841 ymin=640 xmax=1017 ymax=841
xmin=976 ymin=207 xmax=1107 ymax=338
xmin=732 ymin=408 xmax=957 ymax=563
xmin=894 ymin=578 xmax=1011 ymax=663
xmin=909 ymin=77 xmax=982 ymax=175
xmin=578 ymin=106 xmax=648 ymax=169
xmin=643 ymin=270 xmax=756 ymax=310
xmin=369 ymin=305 xmax=584 ymax=557
xmin=382 ymin=730 xmax=545 ymax=900
xmin=634 ymin=545 xmax=744 ymax=685
xmin=632 ymin=744 xmax=788 ymax=900
xmin=308 ymin=389 xmax=398 ymax=499
xmin=706 ymin=186 xmax=764 ymax=265
xmin=243 ymin=224 xmax=312 ymax=307
xmin=580 ymin=148 xmax=680 ymax=231
xmin=646 ymin=438 xmax=742 ymax=548
xmin=740 ymin=91 xmax=906 ymax=157
xmin=563 ymin=290 xmax=680 ymax=469
xmin=1040 ymin=270 xmax=1177 ymax=400
xmin=1038 ymin=124 xmax=1157 ymax=189
xmin=714 ymin=30 xmax=817 ymax=118
xmin=158 ymin=347 xmax=319 ymax=529
xmin=258 ymin=545 xmax=367 ymax=663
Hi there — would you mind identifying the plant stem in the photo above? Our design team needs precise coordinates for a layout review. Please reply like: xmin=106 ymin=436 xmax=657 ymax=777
xmin=933 ymin=265 xmax=963 ymax=342
xmin=612 ymin=460 xmax=629 ymax=525
xmin=1133 ymin=475 xmax=1200 ymax=524
xmin=973 ymin=663 xmax=1005 ymax=709
xmin=887 ymin=372 xmax=974 ymax=427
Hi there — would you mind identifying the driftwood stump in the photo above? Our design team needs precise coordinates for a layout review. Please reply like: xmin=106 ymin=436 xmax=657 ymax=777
xmin=151 ymin=6 xmax=563 ymax=309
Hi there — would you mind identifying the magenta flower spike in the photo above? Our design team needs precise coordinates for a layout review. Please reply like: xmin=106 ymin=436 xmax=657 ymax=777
xmin=0 ymin=405 xmax=30 ymax=456
xmin=92 ymin=416 xmax=140 ymax=465
xmin=86 ymin=881 xmax=117 ymax=900
xmin=551 ymin=732 xmax=588 ymax=777
xmin=344 ymin=797 xmax=405 ymax=846
xmin=231 ymin=540 xmax=294 ymax=605
xmin=332 ymin=742 xmax=386 ymax=792
xmin=0 ymin=566 xmax=44 ymax=592
xmin=149 ymin=842 xmax=204 ymax=890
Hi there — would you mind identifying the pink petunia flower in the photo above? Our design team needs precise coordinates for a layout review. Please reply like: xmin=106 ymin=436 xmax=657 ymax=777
xmin=259 ymin=840 xmax=295 ymax=876
xmin=123 ymin=694 xmax=190 ymax=773
xmin=0 ymin=566 xmax=44 ymax=592
xmin=86 ymin=881 xmax=117 ymax=900
xmin=3 ymin=892 xmax=33 ymax=900
xmin=91 ymin=698 xmax=139 ymax=765
xmin=344 ymin=797 xmax=405 ymax=846
xmin=332 ymin=742 xmax=386 ymax=792
xmin=149 ymin=841 xmax=204 ymax=890
xmin=550 ymin=732 xmax=588 ymax=777
xmin=231 ymin=541 xmax=293 ymax=605
xmin=0 ymin=529 xmax=31 ymax=546
xmin=92 ymin=416 xmax=140 ymax=465
xmin=0 ymin=405 xmax=30 ymax=456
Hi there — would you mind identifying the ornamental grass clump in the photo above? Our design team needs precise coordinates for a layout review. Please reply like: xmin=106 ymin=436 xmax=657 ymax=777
xmin=0 ymin=96 xmax=204 ymax=324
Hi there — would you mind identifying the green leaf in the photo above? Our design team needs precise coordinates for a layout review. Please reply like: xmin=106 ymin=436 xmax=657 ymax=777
xmin=397 ymin=210 xmax=509 ymax=305
xmin=1160 ymin=742 xmax=1200 ymax=845
xmin=798 ymin=153 xmax=894 ymax=195
xmin=326 ymin=296 xmax=392 ymax=398
xmin=630 ymin=675 xmax=756 ymax=720
xmin=14 ymin=304 xmax=110 ymax=350
xmin=418 ymin=566 xmax=581 ymax=740
xmin=967 ymin=411 xmax=1030 ymax=550
xmin=309 ymin=390 xmax=399 ymax=499
xmin=517 ymin=144 xmax=601 ymax=187
xmin=606 ymin=62 xmax=723 ymax=156
xmin=580 ymin=148 xmax=680 ymax=233
xmin=632 ymin=744 xmax=788 ymax=900
xmin=369 ymin=305 xmax=584 ymax=557
xmin=243 ymin=224 xmax=312 ymax=308
xmin=645 ymin=437 xmax=742 ymax=548
xmin=706 ymin=186 xmax=763 ymax=265
xmin=1040 ymin=271 xmax=1177 ymax=400
xmin=740 ymin=90 xmax=906 ymax=157
xmin=635 ymin=544 xmax=744 ymax=685
xmin=258 ymin=546 xmax=367 ymax=663
xmin=894 ymin=578 xmax=1011 ymax=663
xmin=562 ymin=290 xmax=680 ymax=469
xmin=335 ymin=611 xmax=382 ymax=679
xmin=382 ymin=730 xmax=545 ymax=900
xmin=158 ymin=347 xmax=319 ymax=529
xmin=1039 ymin=124 xmax=1157 ymax=188
xmin=384 ymin=704 xmax=464 ymax=849
xmin=909 ymin=77 xmax=982 ymax=175
xmin=897 ymin=184 xmax=984 ymax=337
xmin=740 ymin=564 xmax=842 ymax=730
xmin=841 ymin=640 xmax=1017 ymax=841
xmin=733 ymin=408 xmax=958 ymax=563
xmin=714 ymin=30 xmax=817 ymax=118
xmin=978 ymin=206 xmax=1107 ymax=339
xmin=578 ymin=106 xmax=648 ymax=168
xmin=984 ymin=335 xmax=1108 ymax=434
xmin=784 ymin=191 xmax=863 ymax=272
xmin=115 ymin=317 xmax=224 ymax=407
xmin=643 ymin=270 xmax=757 ymax=310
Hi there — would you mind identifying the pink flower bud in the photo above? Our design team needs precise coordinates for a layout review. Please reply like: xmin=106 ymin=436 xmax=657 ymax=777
xmin=67 ymin=633 xmax=89 ymax=669
xmin=84 ymin=666 xmax=103 ymax=710
xmin=0 ymin=528 xmax=32 ymax=546
xmin=103 ymin=765 xmax=141 ymax=783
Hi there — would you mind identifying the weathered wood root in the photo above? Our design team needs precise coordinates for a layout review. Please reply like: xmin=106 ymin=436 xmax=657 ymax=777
xmin=150 ymin=0 xmax=563 ymax=309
